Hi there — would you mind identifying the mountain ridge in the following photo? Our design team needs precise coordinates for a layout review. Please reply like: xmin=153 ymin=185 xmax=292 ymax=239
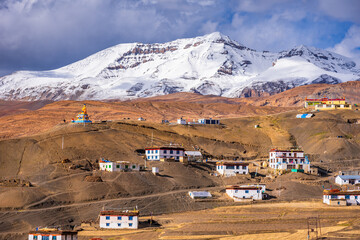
xmin=0 ymin=32 xmax=359 ymax=101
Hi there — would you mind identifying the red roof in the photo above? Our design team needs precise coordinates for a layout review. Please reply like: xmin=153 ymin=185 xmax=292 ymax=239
xmin=270 ymin=149 xmax=303 ymax=153
xmin=306 ymin=97 xmax=345 ymax=101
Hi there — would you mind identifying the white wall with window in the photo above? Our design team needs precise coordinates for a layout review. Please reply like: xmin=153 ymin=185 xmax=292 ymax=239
xmin=226 ymin=186 xmax=263 ymax=201
xmin=145 ymin=148 xmax=184 ymax=161
xmin=216 ymin=162 xmax=249 ymax=176
xmin=323 ymin=191 xmax=360 ymax=205
xmin=100 ymin=211 xmax=139 ymax=229
xmin=268 ymin=149 xmax=310 ymax=172
xmin=28 ymin=230 xmax=77 ymax=240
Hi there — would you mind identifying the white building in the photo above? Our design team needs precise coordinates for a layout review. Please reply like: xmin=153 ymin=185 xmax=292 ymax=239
xmin=99 ymin=159 xmax=142 ymax=172
xmin=145 ymin=146 xmax=185 ymax=161
xmin=100 ymin=210 xmax=139 ymax=229
xmin=177 ymin=118 xmax=187 ymax=125
xmin=188 ymin=191 xmax=212 ymax=199
xmin=226 ymin=185 xmax=264 ymax=201
xmin=28 ymin=229 xmax=77 ymax=240
xmin=335 ymin=175 xmax=360 ymax=186
xmin=216 ymin=162 xmax=249 ymax=177
xmin=198 ymin=118 xmax=220 ymax=125
xmin=323 ymin=189 xmax=360 ymax=206
xmin=184 ymin=151 xmax=202 ymax=162
xmin=268 ymin=149 xmax=310 ymax=172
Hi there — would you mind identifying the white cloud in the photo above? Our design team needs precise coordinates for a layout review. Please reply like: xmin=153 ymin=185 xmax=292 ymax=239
xmin=319 ymin=0 xmax=360 ymax=23
xmin=329 ymin=25 xmax=360 ymax=63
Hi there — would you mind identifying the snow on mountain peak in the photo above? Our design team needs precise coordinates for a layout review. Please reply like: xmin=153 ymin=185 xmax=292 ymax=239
xmin=0 ymin=32 xmax=359 ymax=101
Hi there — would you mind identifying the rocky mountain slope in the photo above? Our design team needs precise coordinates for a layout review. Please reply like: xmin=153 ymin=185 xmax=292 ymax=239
xmin=0 ymin=32 xmax=359 ymax=101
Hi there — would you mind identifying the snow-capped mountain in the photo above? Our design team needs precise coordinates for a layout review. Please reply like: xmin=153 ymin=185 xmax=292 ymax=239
xmin=0 ymin=32 xmax=359 ymax=101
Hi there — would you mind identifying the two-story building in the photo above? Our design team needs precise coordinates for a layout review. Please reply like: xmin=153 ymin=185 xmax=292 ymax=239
xmin=226 ymin=185 xmax=265 ymax=201
xmin=268 ymin=149 xmax=310 ymax=172
xmin=28 ymin=228 xmax=77 ymax=240
xmin=335 ymin=175 xmax=360 ymax=186
xmin=99 ymin=210 xmax=139 ymax=229
xmin=216 ymin=162 xmax=249 ymax=177
xmin=145 ymin=146 xmax=185 ymax=161
xmin=323 ymin=189 xmax=360 ymax=206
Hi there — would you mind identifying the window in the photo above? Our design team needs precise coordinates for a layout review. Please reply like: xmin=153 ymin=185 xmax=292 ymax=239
xmin=176 ymin=150 xmax=180 ymax=154
xmin=235 ymin=190 xmax=238 ymax=193
xmin=164 ymin=150 xmax=167 ymax=153
xmin=176 ymin=156 xmax=179 ymax=160
xmin=106 ymin=216 xmax=110 ymax=220
xmin=226 ymin=166 xmax=235 ymax=169
xmin=129 ymin=223 xmax=133 ymax=227
xmin=118 ymin=223 xmax=121 ymax=227
xmin=132 ymin=165 xmax=136 ymax=169
xmin=147 ymin=156 xmax=150 ymax=159
xmin=118 ymin=216 xmax=122 ymax=220
xmin=109 ymin=165 xmax=112 ymax=168
xmin=245 ymin=190 xmax=249 ymax=193
xmin=151 ymin=156 xmax=154 ymax=159
xmin=116 ymin=165 xmax=120 ymax=168
xmin=106 ymin=223 xmax=110 ymax=227
xmin=170 ymin=150 xmax=173 ymax=154
xmin=356 ymin=196 xmax=358 ymax=200
xmin=257 ymin=190 xmax=260 ymax=193
xmin=129 ymin=216 xmax=133 ymax=221
xmin=53 ymin=236 xmax=57 ymax=240
xmin=345 ymin=195 xmax=350 ymax=199
xmin=155 ymin=156 xmax=158 ymax=159
xmin=147 ymin=150 xmax=150 ymax=154
xmin=34 ymin=236 xmax=38 ymax=240
xmin=151 ymin=150 xmax=153 ymax=154
xmin=155 ymin=150 xmax=158 ymax=153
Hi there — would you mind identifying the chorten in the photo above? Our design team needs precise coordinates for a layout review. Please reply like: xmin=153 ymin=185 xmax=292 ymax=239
xmin=71 ymin=104 xmax=92 ymax=123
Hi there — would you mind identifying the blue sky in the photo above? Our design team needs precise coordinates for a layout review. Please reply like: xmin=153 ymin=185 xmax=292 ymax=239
xmin=0 ymin=0 xmax=359 ymax=76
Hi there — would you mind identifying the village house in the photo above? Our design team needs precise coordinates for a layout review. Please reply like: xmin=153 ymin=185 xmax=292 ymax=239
xmin=335 ymin=175 xmax=360 ymax=186
xmin=99 ymin=159 xmax=142 ymax=172
xmin=268 ymin=149 xmax=310 ymax=172
xmin=99 ymin=210 xmax=139 ymax=229
xmin=177 ymin=118 xmax=187 ymax=125
xmin=198 ymin=118 xmax=220 ymax=125
xmin=184 ymin=151 xmax=203 ymax=162
xmin=188 ymin=191 xmax=212 ymax=199
xmin=28 ymin=228 xmax=77 ymax=240
xmin=226 ymin=185 xmax=265 ymax=201
xmin=305 ymin=97 xmax=352 ymax=110
xmin=323 ymin=189 xmax=360 ymax=206
xmin=216 ymin=161 xmax=249 ymax=177
xmin=145 ymin=145 xmax=185 ymax=161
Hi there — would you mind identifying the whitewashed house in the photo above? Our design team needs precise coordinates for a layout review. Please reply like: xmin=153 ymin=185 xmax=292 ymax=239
xmin=177 ymin=118 xmax=187 ymax=125
xmin=216 ymin=161 xmax=249 ymax=177
xmin=268 ymin=149 xmax=310 ymax=172
xmin=226 ymin=185 xmax=264 ymax=201
xmin=28 ymin=228 xmax=77 ymax=240
xmin=335 ymin=175 xmax=360 ymax=186
xmin=198 ymin=118 xmax=220 ymax=125
xmin=99 ymin=159 xmax=142 ymax=172
xmin=145 ymin=146 xmax=185 ymax=161
xmin=323 ymin=189 xmax=360 ymax=206
xmin=100 ymin=210 xmax=139 ymax=229
xmin=188 ymin=191 xmax=212 ymax=199
xmin=184 ymin=151 xmax=202 ymax=162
